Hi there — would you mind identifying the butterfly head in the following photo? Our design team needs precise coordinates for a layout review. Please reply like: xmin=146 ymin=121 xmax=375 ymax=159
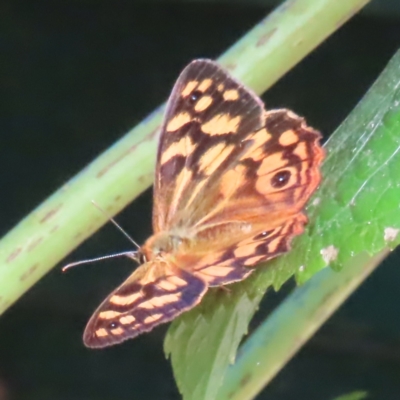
xmin=142 ymin=231 xmax=190 ymax=261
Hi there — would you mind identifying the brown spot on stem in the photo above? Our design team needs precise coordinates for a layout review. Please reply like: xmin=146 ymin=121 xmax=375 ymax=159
xmin=40 ymin=204 xmax=62 ymax=223
xmin=27 ymin=237 xmax=44 ymax=252
xmin=73 ymin=231 xmax=83 ymax=240
xmin=50 ymin=225 xmax=59 ymax=233
xmin=96 ymin=123 xmax=160 ymax=179
xmin=6 ymin=248 xmax=22 ymax=263
xmin=20 ymin=263 xmax=39 ymax=281
xmin=256 ymin=28 xmax=277 ymax=47
xmin=240 ymin=373 xmax=251 ymax=388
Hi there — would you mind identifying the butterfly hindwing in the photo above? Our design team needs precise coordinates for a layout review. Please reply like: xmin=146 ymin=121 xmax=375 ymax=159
xmin=191 ymin=215 xmax=307 ymax=287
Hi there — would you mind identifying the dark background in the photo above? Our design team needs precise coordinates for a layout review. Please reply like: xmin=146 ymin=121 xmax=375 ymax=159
xmin=1 ymin=1 xmax=400 ymax=399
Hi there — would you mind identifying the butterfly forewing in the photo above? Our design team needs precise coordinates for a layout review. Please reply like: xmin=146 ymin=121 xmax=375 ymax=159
xmin=153 ymin=59 xmax=265 ymax=232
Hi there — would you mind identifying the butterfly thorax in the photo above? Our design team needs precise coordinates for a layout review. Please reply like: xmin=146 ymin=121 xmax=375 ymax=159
xmin=142 ymin=231 xmax=188 ymax=262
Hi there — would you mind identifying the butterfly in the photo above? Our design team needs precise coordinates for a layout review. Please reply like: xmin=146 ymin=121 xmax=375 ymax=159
xmin=83 ymin=59 xmax=325 ymax=348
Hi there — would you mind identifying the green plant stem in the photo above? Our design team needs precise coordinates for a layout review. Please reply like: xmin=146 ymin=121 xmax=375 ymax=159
xmin=216 ymin=251 xmax=386 ymax=400
xmin=0 ymin=0 xmax=369 ymax=316
xmin=220 ymin=0 xmax=370 ymax=93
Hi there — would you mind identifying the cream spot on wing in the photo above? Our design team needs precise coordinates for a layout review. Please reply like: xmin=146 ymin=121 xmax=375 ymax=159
xmin=139 ymin=294 xmax=180 ymax=310
xmin=219 ymin=168 xmax=241 ymax=199
xmin=243 ymin=255 xmax=264 ymax=266
xmin=267 ymin=237 xmax=280 ymax=253
xmin=234 ymin=244 xmax=257 ymax=258
xmin=223 ymin=89 xmax=239 ymax=101
xmin=320 ymin=245 xmax=338 ymax=264
xmin=151 ymin=293 xmax=180 ymax=308
xmin=293 ymin=142 xmax=307 ymax=159
xmin=160 ymin=135 xmax=196 ymax=164
xmin=98 ymin=310 xmax=122 ymax=319
xmin=166 ymin=112 xmax=191 ymax=132
xmin=143 ymin=313 xmax=163 ymax=324
xmin=217 ymin=83 xmax=225 ymax=91
xmin=279 ymin=129 xmax=299 ymax=146
xmin=168 ymin=275 xmax=187 ymax=287
xmin=194 ymin=251 xmax=225 ymax=270
xmin=157 ymin=280 xmax=177 ymax=291
xmin=95 ymin=328 xmax=108 ymax=337
xmin=198 ymin=79 xmax=212 ymax=92
xmin=111 ymin=327 xmax=124 ymax=335
xmin=200 ymin=266 xmax=233 ymax=278
xmin=110 ymin=292 xmax=141 ymax=306
xmin=181 ymin=81 xmax=198 ymax=97
xmin=280 ymin=223 xmax=291 ymax=236
xmin=119 ymin=315 xmax=136 ymax=325
xmin=141 ymin=267 xmax=158 ymax=285
xmin=201 ymin=114 xmax=241 ymax=135
xmin=200 ymin=143 xmax=235 ymax=175
xmin=194 ymin=95 xmax=213 ymax=112
xmin=138 ymin=301 xmax=154 ymax=310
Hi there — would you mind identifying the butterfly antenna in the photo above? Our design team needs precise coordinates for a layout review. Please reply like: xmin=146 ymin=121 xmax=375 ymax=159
xmin=62 ymin=251 xmax=139 ymax=272
xmin=91 ymin=200 xmax=141 ymax=250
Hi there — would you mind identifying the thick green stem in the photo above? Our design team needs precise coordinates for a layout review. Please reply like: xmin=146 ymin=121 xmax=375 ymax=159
xmin=0 ymin=0 xmax=369 ymax=317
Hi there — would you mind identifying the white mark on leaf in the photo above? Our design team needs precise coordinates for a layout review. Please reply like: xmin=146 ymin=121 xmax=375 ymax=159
xmin=384 ymin=227 xmax=399 ymax=242
xmin=320 ymin=245 xmax=339 ymax=264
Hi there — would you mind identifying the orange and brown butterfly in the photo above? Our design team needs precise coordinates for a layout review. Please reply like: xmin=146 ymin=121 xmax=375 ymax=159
xmin=83 ymin=59 xmax=325 ymax=348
